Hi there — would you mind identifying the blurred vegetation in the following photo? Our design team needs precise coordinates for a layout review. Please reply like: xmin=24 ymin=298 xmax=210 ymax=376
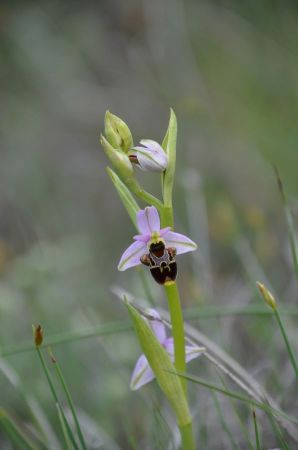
xmin=1 ymin=0 xmax=298 ymax=448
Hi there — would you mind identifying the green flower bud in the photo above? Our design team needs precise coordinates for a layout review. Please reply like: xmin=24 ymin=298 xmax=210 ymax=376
xmin=100 ymin=134 xmax=140 ymax=192
xmin=256 ymin=282 xmax=276 ymax=310
xmin=104 ymin=111 xmax=133 ymax=152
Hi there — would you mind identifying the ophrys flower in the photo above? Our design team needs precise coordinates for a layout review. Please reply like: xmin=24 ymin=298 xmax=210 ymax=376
xmin=118 ymin=206 xmax=197 ymax=284
xmin=130 ymin=308 xmax=204 ymax=390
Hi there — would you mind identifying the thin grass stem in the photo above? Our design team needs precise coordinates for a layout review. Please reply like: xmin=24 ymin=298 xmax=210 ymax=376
xmin=274 ymin=166 xmax=298 ymax=281
xmin=56 ymin=403 xmax=72 ymax=450
xmin=252 ymin=410 xmax=261 ymax=450
xmin=49 ymin=350 xmax=87 ymax=450
xmin=174 ymin=371 xmax=298 ymax=426
xmin=274 ymin=308 xmax=298 ymax=383
xmin=35 ymin=347 xmax=80 ymax=450
xmin=212 ymin=392 xmax=238 ymax=450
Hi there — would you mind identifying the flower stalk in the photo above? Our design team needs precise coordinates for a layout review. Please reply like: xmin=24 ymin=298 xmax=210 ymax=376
xmin=100 ymin=108 xmax=197 ymax=449
xmin=164 ymin=281 xmax=187 ymax=395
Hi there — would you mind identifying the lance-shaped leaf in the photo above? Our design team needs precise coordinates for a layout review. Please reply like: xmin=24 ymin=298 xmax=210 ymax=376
xmin=107 ymin=167 xmax=140 ymax=228
xmin=162 ymin=109 xmax=177 ymax=207
xmin=125 ymin=300 xmax=192 ymax=427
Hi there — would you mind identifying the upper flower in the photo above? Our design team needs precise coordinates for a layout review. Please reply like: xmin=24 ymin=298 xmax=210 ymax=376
xmin=104 ymin=110 xmax=133 ymax=152
xmin=118 ymin=206 xmax=197 ymax=271
xmin=128 ymin=140 xmax=168 ymax=172
xmin=130 ymin=308 xmax=204 ymax=390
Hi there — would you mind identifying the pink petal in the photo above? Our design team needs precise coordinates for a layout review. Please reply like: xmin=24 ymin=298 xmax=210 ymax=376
xmin=163 ymin=337 xmax=174 ymax=360
xmin=146 ymin=308 xmax=167 ymax=343
xmin=133 ymin=145 xmax=168 ymax=172
xmin=140 ymin=139 xmax=164 ymax=152
xmin=130 ymin=354 xmax=155 ymax=390
xmin=163 ymin=231 xmax=197 ymax=255
xmin=185 ymin=345 xmax=204 ymax=363
xmin=118 ymin=240 xmax=146 ymax=271
xmin=133 ymin=233 xmax=151 ymax=243
xmin=137 ymin=207 xmax=160 ymax=235
xmin=159 ymin=227 xmax=171 ymax=237
xmin=163 ymin=338 xmax=204 ymax=363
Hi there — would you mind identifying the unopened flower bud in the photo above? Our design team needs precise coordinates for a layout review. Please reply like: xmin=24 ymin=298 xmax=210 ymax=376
xmin=100 ymin=134 xmax=140 ymax=192
xmin=256 ymin=282 xmax=276 ymax=310
xmin=128 ymin=139 xmax=168 ymax=172
xmin=33 ymin=324 xmax=43 ymax=346
xmin=104 ymin=111 xmax=133 ymax=152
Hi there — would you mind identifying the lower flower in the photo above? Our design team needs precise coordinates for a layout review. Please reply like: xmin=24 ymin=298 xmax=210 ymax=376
xmin=130 ymin=308 xmax=204 ymax=390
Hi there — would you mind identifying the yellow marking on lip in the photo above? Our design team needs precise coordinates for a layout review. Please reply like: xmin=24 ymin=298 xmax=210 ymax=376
xmin=164 ymin=280 xmax=175 ymax=286
xmin=148 ymin=232 xmax=164 ymax=246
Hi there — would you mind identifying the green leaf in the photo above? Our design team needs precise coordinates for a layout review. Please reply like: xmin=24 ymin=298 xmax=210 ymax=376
xmin=174 ymin=371 xmax=298 ymax=426
xmin=125 ymin=300 xmax=191 ymax=427
xmin=107 ymin=167 xmax=140 ymax=227
xmin=162 ymin=109 xmax=177 ymax=207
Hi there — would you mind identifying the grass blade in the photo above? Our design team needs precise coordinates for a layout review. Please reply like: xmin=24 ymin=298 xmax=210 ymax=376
xmin=274 ymin=166 xmax=298 ymax=280
xmin=0 ymin=408 xmax=38 ymax=450
xmin=211 ymin=392 xmax=238 ymax=450
xmin=56 ymin=403 xmax=72 ymax=450
xmin=49 ymin=350 xmax=87 ymax=450
xmin=173 ymin=371 xmax=298 ymax=426
xmin=252 ymin=410 xmax=261 ymax=450
xmin=35 ymin=346 xmax=81 ymax=450
xmin=274 ymin=308 xmax=298 ymax=383
xmin=0 ymin=321 xmax=132 ymax=357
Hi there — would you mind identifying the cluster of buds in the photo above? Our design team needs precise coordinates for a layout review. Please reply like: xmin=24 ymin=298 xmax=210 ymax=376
xmin=100 ymin=111 xmax=168 ymax=181
xmin=100 ymin=110 xmax=197 ymax=285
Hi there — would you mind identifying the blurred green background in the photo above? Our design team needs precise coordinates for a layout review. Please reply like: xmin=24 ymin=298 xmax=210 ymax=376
xmin=1 ymin=1 xmax=298 ymax=448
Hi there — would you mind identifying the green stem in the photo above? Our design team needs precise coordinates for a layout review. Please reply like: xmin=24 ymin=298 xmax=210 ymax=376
xmin=161 ymin=205 xmax=174 ymax=228
xmin=135 ymin=188 xmax=163 ymax=211
xmin=179 ymin=422 xmax=196 ymax=450
xmin=164 ymin=282 xmax=187 ymax=396
xmin=274 ymin=308 xmax=298 ymax=382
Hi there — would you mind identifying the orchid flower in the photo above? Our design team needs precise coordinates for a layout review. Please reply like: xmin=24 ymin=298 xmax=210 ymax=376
xmin=128 ymin=139 xmax=168 ymax=172
xmin=130 ymin=308 xmax=204 ymax=390
xmin=118 ymin=206 xmax=197 ymax=271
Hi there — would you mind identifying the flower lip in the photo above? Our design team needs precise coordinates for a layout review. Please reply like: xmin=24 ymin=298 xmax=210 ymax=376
xmin=129 ymin=139 xmax=168 ymax=172
xmin=118 ymin=206 xmax=197 ymax=272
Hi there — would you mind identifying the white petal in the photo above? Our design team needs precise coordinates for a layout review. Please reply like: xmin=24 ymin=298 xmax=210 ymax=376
xmin=136 ymin=148 xmax=168 ymax=172
xmin=163 ymin=231 xmax=197 ymax=255
xmin=130 ymin=354 xmax=155 ymax=390
xmin=118 ymin=240 xmax=146 ymax=271
xmin=140 ymin=139 xmax=164 ymax=152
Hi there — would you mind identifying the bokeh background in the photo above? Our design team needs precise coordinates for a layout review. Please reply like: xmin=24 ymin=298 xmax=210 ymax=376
xmin=1 ymin=1 xmax=298 ymax=448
